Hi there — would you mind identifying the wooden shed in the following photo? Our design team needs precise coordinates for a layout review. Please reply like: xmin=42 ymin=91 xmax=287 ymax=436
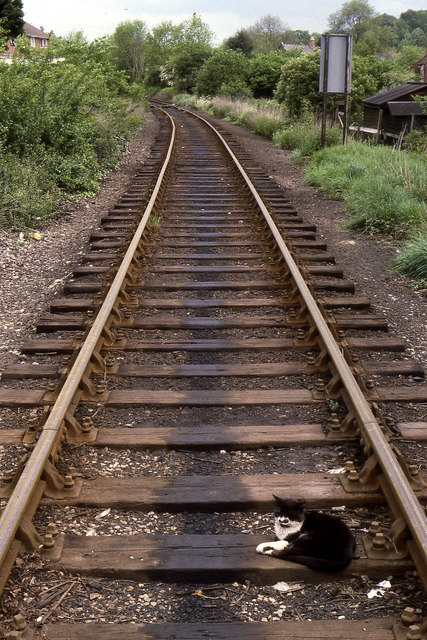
xmin=360 ymin=82 xmax=427 ymax=143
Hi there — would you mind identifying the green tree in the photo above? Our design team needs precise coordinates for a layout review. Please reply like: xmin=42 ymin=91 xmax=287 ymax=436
xmin=144 ymin=21 xmax=179 ymax=86
xmin=196 ymin=48 xmax=250 ymax=96
xmin=275 ymin=51 xmax=381 ymax=116
xmin=223 ymin=29 xmax=254 ymax=56
xmin=354 ymin=21 xmax=398 ymax=56
xmin=275 ymin=51 xmax=321 ymax=115
xmin=169 ymin=14 xmax=213 ymax=91
xmin=112 ymin=20 xmax=148 ymax=82
xmin=0 ymin=0 xmax=24 ymax=39
xmin=248 ymin=52 xmax=284 ymax=98
xmin=248 ymin=15 xmax=289 ymax=53
xmin=394 ymin=45 xmax=425 ymax=68
xmin=328 ymin=0 xmax=377 ymax=41
xmin=399 ymin=9 xmax=427 ymax=32
xmin=144 ymin=14 xmax=213 ymax=90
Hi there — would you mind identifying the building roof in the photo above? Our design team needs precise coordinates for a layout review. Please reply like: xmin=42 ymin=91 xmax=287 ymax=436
xmin=280 ymin=43 xmax=315 ymax=54
xmin=387 ymin=101 xmax=427 ymax=116
xmin=362 ymin=82 xmax=427 ymax=106
xmin=23 ymin=22 xmax=51 ymax=38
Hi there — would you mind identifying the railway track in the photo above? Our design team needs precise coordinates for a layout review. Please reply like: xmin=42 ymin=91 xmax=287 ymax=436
xmin=0 ymin=104 xmax=426 ymax=638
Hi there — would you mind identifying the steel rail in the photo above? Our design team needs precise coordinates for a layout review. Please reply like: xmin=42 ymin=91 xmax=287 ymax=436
xmin=176 ymin=105 xmax=427 ymax=583
xmin=0 ymin=109 xmax=176 ymax=573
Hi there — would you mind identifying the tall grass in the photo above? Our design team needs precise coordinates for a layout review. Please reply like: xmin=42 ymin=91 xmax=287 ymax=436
xmin=391 ymin=234 xmax=427 ymax=284
xmin=305 ymin=141 xmax=427 ymax=282
xmin=273 ymin=120 xmax=342 ymax=159
xmin=174 ymin=94 xmax=288 ymax=140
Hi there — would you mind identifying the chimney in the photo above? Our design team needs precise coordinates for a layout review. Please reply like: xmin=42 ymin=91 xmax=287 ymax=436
xmin=310 ymin=36 xmax=316 ymax=50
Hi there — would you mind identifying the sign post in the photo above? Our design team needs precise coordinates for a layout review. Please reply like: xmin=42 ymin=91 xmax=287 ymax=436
xmin=319 ymin=33 xmax=353 ymax=147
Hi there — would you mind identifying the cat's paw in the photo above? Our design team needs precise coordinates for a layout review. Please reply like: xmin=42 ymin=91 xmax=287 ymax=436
xmin=256 ymin=540 xmax=289 ymax=556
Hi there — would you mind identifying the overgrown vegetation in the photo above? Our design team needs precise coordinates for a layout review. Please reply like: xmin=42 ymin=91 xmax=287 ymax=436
xmin=1 ymin=1 xmax=426 ymax=283
xmin=0 ymin=34 xmax=144 ymax=228
xmin=304 ymin=143 xmax=426 ymax=234
xmin=304 ymin=143 xmax=427 ymax=283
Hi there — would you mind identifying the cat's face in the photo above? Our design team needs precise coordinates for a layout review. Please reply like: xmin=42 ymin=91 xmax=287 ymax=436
xmin=273 ymin=496 xmax=305 ymax=527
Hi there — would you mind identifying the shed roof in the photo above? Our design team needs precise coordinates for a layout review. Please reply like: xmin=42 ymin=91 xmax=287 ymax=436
xmin=362 ymin=82 xmax=427 ymax=106
xmin=387 ymin=101 xmax=427 ymax=116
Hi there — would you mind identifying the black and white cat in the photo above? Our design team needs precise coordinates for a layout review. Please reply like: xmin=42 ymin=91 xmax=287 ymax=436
xmin=256 ymin=496 xmax=357 ymax=571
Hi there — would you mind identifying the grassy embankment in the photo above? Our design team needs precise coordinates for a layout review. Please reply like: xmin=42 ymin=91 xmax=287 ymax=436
xmin=169 ymin=93 xmax=427 ymax=286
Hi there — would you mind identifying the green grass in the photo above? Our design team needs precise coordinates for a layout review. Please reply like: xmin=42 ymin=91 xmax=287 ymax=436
xmin=273 ymin=121 xmax=342 ymax=159
xmin=391 ymin=234 xmax=427 ymax=285
xmin=305 ymin=142 xmax=427 ymax=236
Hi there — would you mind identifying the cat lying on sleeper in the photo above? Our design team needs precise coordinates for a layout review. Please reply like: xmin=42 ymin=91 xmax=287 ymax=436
xmin=256 ymin=496 xmax=357 ymax=571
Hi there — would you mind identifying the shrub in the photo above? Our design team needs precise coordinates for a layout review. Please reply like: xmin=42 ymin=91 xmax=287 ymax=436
xmin=248 ymin=52 xmax=284 ymax=98
xmin=391 ymin=234 xmax=427 ymax=283
xmin=0 ymin=152 xmax=60 ymax=228
xmin=0 ymin=37 xmax=144 ymax=228
xmin=345 ymin=175 xmax=425 ymax=235
xmin=196 ymin=49 xmax=250 ymax=96
xmin=273 ymin=122 xmax=342 ymax=158
xmin=403 ymin=127 xmax=427 ymax=154
xmin=219 ymin=79 xmax=252 ymax=98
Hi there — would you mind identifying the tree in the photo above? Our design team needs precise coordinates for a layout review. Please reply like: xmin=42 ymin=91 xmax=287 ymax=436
xmin=0 ymin=0 xmax=24 ymax=39
xmin=224 ymin=29 xmax=254 ymax=56
xmin=328 ymin=0 xmax=376 ymax=41
xmin=196 ymin=49 xmax=250 ymax=96
xmin=144 ymin=14 xmax=213 ymax=90
xmin=399 ymin=9 xmax=427 ymax=33
xmin=170 ymin=14 xmax=213 ymax=91
xmin=248 ymin=52 xmax=285 ymax=98
xmin=248 ymin=15 xmax=289 ymax=53
xmin=275 ymin=50 xmax=381 ymax=116
xmin=112 ymin=20 xmax=148 ymax=82
xmin=354 ymin=22 xmax=398 ymax=56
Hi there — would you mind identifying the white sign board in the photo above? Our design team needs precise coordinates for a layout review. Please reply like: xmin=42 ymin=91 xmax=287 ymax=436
xmin=319 ymin=34 xmax=352 ymax=94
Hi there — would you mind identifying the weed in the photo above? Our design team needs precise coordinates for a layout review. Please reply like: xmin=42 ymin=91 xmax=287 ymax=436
xmin=391 ymin=234 xmax=427 ymax=283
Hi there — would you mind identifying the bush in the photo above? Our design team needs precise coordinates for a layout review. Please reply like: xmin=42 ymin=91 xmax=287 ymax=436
xmin=273 ymin=121 xmax=342 ymax=158
xmin=391 ymin=234 xmax=427 ymax=283
xmin=219 ymin=79 xmax=252 ymax=98
xmin=345 ymin=176 xmax=425 ymax=235
xmin=248 ymin=52 xmax=284 ymax=98
xmin=305 ymin=142 xmax=427 ymax=236
xmin=403 ymin=127 xmax=427 ymax=154
xmin=196 ymin=49 xmax=250 ymax=96
xmin=0 ymin=152 xmax=60 ymax=228
xmin=0 ymin=37 xmax=144 ymax=227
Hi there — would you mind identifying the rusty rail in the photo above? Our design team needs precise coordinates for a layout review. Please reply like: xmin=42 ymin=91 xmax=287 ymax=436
xmin=175 ymin=105 xmax=427 ymax=585
xmin=0 ymin=108 xmax=176 ymax=577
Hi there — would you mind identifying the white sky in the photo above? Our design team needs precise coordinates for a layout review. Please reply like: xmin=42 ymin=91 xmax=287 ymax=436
xmin=23 ymin=0 xmax=427 ymax=43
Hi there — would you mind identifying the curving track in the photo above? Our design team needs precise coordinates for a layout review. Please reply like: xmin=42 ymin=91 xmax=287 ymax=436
xmin=0 ymin=105 xmax=426 ymax=638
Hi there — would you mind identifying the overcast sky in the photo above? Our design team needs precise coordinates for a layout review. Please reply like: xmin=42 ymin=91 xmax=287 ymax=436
xmin=23 ymin=0 xmax=427 ymax=43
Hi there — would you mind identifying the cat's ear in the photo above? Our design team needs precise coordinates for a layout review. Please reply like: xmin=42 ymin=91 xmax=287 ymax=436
xmin=272 ymin=494 xmax=282 ymax=504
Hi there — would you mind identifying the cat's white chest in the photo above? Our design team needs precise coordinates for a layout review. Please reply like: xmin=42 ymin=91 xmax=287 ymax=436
xmin=275 ymin=518 xmax=303 ymax=541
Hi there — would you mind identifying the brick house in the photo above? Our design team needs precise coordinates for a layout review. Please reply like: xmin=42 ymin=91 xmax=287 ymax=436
xmin=1 ymin=22 xmax=51 ymax=60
